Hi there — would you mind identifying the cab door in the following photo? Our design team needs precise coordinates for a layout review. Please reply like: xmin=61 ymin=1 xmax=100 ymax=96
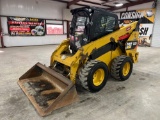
xmin=90 ymin=13 xmax=116 ymax=41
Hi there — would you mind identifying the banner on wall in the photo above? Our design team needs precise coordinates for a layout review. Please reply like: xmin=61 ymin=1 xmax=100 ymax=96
xmin=120 ymin=9 xmax=156 ymax=47
xmin=7 ymin=17 xmax=45 ymax=36
xmin=46 ymin=24 xmax=63 ymax=35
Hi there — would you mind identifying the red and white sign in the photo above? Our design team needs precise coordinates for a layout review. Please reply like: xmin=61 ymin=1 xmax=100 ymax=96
xmin=8 ymin=17 xmax=45 ymax=36
xmin=10 ymin=27 xmax=30 ymax=31
xmin=46 ymin=25 xmax=63 ymax=35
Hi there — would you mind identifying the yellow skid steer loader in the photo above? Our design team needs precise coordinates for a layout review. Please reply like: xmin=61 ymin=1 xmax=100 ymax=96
xmin=18 ymin=7 xmax=139 ymax=116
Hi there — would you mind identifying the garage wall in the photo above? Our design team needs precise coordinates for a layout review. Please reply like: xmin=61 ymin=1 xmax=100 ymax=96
xmin=0 ymin=39 xmax=1 ymax=47
xmin=0 ymin=17 xmax=2 ymax=47
xmin=114 ymin=1 xmax=154 ymax=12
xmin=0 ymin=39 xmax=2 ymax=47
xmin=151 ymin=1 xmax=160 ymax=47
xmin=0 ymin=0 xmax=67 ymax=47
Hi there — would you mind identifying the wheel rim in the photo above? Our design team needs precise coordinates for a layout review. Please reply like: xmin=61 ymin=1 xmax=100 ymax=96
xmin=122 ymin=62 xmax=130 ymax=76
xmin=93 ymin=69 xmax=105 ymax=86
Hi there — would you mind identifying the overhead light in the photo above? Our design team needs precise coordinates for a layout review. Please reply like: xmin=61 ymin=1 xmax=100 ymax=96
xmin=115 ymin=3 xmax=123 ymax=7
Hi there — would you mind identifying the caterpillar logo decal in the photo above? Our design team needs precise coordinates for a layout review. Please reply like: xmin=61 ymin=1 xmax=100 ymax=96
xmin=126 ymin=26 xmax=131 ymax=31
xmin=125 ymin=41 xmax=138 ymax=50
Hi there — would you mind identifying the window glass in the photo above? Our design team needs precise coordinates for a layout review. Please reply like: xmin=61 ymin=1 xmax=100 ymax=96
xmin=96 ymin=15 xmax=115 ymax=34
xmin=105 ymin=16 xmax=115 ymax=31
xmin=75 ymin=16 xmax=89 ymax=35
xmin=100 ymin=16 xmax=115 ymax=32
xmin=90 ymin=14 xmax=116 ymax=40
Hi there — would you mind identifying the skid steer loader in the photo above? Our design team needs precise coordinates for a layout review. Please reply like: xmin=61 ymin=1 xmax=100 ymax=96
xmin=18 ymin=7 xmax=139 ymax=116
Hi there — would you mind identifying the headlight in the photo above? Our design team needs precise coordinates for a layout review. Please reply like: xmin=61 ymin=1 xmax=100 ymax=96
xmin=61 ymin=55 xmax=66 ymax=60
xmin=146 ymin=10 xmax=153 ymax=17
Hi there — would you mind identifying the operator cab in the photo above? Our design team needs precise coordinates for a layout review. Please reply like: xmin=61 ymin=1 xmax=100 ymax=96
xmin=69 ymin=7 xmax=119 ymax=53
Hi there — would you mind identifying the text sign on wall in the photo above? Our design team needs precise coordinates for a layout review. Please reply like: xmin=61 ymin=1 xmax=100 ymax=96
xmin=46 ymin=24 xmax=63 ymax=35
xmin=8 ymin=17 xmax=45 ymax=36
xmin=139 ymin=24 xmax=153 ymax=36
xmin=119 ymin=9 xmax=156 ymax=47
xmin=120 ymin=10 xmax=144 ymax=20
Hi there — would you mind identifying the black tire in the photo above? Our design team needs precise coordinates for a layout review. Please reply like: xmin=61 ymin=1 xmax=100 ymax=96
xmin=79 ymin=60 xmax=109 ymax=92
xmin=111 ymin=55 xmax=133 ymax=81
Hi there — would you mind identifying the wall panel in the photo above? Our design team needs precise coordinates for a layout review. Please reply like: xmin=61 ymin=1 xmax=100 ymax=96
xmin=151 ymin=1 xmax=160 ymax=47
xmin=0 ymin=0 xmax=67 ymax=47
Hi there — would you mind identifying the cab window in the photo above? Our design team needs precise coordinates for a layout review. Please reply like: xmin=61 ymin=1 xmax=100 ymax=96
xmin=91 ymin=14 xmax=116 ymax=40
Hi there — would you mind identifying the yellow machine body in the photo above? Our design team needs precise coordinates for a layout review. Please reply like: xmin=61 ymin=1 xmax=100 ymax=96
xmin=50 ymin=21 xmax=139 ymax=83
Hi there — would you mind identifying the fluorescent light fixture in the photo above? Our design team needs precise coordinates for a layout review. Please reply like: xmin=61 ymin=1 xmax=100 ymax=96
xmin=0 ymin=51 xmax=4 ymax=53
xmin=115 ymin=3 xmax=123 ymax=7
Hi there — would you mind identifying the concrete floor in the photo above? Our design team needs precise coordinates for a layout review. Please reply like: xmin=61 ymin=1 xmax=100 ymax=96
xmin=0 ymin=45 xmax=160 ymax=120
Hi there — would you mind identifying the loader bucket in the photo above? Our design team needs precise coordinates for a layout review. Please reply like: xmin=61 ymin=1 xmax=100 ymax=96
xmin=18 ymin=63 xmax=78 ymax=116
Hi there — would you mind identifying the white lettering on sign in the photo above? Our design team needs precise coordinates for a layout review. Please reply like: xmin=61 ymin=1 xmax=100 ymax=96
xmin=133 ymin=42 xmax=137 ymax=46
xmin=126 ymin=42 xmax=132 ymax=49
xmin=127 ymin=42 xmax=132 ymax=46
xmin=121 ymin=11 xmax=144 ymax=19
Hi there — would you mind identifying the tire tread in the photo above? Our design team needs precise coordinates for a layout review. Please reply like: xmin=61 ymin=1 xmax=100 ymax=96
xmin=111 ymin=55 xmax=131 ymax=80
xmin=79 ymin=60 xmax=99 ymax=91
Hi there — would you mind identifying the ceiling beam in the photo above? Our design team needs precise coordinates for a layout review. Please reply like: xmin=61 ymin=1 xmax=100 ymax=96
xmin=108 ymin=0 xmax=155 ymax=11
xmin=100 ymin=0 xmax=116 ymax=4
xmin=67 ymin=0 xmax=84 ymax=8
xmin=101 ymin=0 xmax=112 ymax=2
xmin=75 ymin=3 xmax=88 ymax=7
xmin=125 ymin=0 xmax=132 ymax=3
xmin=83 ymin=0 xmax=112 ymax=8
xmin=51 ymin=0 xmax=68 ymax=4
xmin=51 ymin=0 xmax=86 ymax=8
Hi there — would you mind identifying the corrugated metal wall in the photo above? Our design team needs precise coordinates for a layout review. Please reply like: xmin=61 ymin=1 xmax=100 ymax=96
xmin=0 ymin=17 xmax=2 ymax=47
xmin=151 ymin=0 xmax=160 ymax=47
